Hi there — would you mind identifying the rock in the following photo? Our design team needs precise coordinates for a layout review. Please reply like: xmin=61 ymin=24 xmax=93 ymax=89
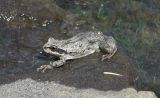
xmin=113 ymin=88 xmax=157 ymax=98
xmin=0 ymin=79 xmax=157 ymax=98
xmin=138 ymin=91 xmax=157 ymax=98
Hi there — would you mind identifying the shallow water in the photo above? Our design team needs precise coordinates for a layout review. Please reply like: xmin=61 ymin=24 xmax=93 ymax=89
xmin=0 ymin=0 xmax=159 ymax=97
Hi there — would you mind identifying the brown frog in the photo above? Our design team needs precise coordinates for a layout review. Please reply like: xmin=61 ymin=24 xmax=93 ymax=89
xmin=37 ymin=31 xmax=117 ymax=72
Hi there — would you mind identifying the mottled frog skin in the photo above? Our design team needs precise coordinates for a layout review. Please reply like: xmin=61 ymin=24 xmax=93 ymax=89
xmin=37 ymin=31 xmax=117 ymax=72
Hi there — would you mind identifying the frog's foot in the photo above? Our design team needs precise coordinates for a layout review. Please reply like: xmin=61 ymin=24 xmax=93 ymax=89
xmin=101 ymin=54 xmax=111 ymax=61
xmin=37 ymin=64 xmax=53 ymax=73
xmin=37 ymin=59 xmax=66 ymax=72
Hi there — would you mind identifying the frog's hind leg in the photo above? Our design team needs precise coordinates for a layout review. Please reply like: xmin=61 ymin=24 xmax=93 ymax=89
xmin=101 ymin=48 xmax=117 ymax=61
xmin=37 ymin=57 xmax=66 ymax=72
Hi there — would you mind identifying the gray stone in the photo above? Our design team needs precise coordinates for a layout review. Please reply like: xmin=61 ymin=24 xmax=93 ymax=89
xmin=0 ymin=78 xmax=157 ymax=98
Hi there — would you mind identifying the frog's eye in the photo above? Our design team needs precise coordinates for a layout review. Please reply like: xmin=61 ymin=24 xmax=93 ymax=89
xmin=49 ymin=47 xmax=56 ymax=51
xmin=51 ymin=45 xmax=58 ymax=48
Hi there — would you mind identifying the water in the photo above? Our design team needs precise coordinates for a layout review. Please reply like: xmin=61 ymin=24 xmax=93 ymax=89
xmin=0 ymin=0 xmax=159 ymax=96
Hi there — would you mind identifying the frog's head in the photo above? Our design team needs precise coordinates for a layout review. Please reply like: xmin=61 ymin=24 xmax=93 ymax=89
xmin=43 ymin=37 xmax=66 ymax=57
xmin=43 ymin=37 xmax=58 ymax=48
xmin=100 ymin=36 xmax=117 ymax=61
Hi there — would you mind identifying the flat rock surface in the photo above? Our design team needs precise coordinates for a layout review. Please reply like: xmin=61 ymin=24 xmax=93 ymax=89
xmin=0 ymin=78 xmax=157 ymax=98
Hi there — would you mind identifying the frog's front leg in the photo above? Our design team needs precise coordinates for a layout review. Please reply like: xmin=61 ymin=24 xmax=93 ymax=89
xmin=49 ymin=57 xmax=66 ymax=67
xmin=37 ymin=57 xmax=66 ymax=72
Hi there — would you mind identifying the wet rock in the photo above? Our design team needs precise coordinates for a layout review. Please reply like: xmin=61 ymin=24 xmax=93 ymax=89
xmin=0 ymin=0 xmax=66 ymax=21
xmin=0 ymin=0 xmax=66 ymax=29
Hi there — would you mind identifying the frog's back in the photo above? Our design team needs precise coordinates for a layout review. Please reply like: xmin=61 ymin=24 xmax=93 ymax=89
xmin=67 ymin=31 xmax=104 ymax=43
xmin=62 ymin=32 xmax=103 ymax=60
xmin=85 ymin=31 xmax=105 ymax=42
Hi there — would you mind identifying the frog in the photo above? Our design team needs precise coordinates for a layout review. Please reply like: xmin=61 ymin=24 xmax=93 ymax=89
xmin=37 ymin=31 xmax=117 ymax=72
